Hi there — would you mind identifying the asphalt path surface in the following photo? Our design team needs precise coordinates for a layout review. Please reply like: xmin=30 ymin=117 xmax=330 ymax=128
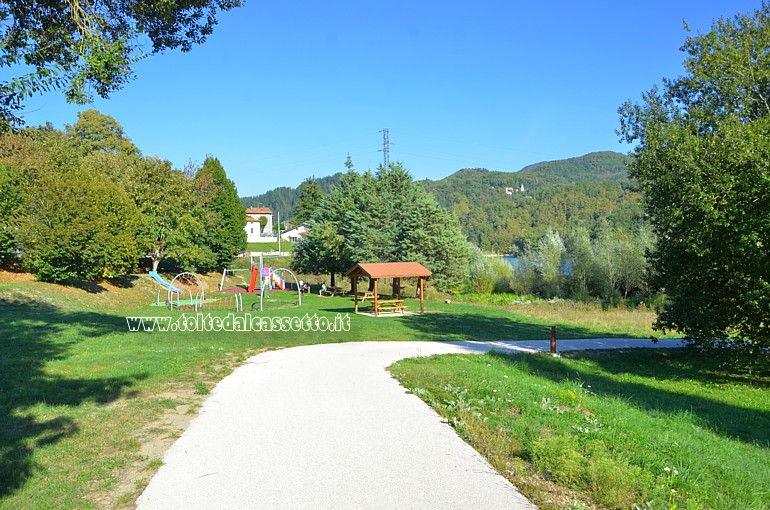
xmin=137 ymin=338 xmax=683 ymax=509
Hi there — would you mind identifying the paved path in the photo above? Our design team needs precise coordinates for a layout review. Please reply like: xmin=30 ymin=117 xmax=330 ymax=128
xmin=136 ymin=338 xmax=682 ymax=509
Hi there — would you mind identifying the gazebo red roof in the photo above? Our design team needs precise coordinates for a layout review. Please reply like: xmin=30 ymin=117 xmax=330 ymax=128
xmin=346 ymin=262 xmax=432 ymax=279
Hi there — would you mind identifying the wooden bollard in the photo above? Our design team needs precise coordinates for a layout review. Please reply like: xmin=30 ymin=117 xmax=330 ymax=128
xmin=550 ymin=325 xmax=557 ymax=354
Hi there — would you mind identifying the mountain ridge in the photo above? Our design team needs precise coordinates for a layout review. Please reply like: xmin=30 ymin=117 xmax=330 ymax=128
xmin=240 ymin=151 xmax=641 ymax=252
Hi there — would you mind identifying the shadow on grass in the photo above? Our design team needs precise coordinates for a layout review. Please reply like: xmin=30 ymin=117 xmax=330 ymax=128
xmin=491 ymin=349 xmax=770 ymax=447
xmin=398 ymin=310 xmax=638 ymax=342
xmin=60 ymin=274 xmax=139 ymax=294
xmin=0 ymin=298 xmax=144 ymax=499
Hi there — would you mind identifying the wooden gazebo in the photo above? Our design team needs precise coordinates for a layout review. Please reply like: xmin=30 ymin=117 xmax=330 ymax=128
xmin=346 ymin=262 xmax=432 ymax=316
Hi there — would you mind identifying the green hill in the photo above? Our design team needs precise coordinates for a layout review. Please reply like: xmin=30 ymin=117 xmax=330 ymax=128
xmin=519 ymin=151 xmax=629 ymax=182
xmin=419 ymin=151 xmax=642 ymax=253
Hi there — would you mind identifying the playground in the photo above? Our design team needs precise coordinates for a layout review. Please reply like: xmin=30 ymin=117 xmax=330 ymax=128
xmin=148 ymin=259 xmax=303 ymax=312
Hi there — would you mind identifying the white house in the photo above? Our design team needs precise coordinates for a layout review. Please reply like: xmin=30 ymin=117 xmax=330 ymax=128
xmin=281 ymin=224 xmax=309 ymax=243
xmin=244 ymin=207 xmax=274 ymax=243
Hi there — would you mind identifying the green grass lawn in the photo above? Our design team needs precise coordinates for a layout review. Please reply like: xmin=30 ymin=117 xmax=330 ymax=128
xmin=0 ymin=273 xmax=732 ymax=509
xmin=245 ymin=240 xmax=293 ymax=252
xmin=390 ymin=349 xmax=770 ymax=510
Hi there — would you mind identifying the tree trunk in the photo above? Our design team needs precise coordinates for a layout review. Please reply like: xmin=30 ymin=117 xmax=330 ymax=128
xmin=330 ymin=271 xmax=336 ymax=287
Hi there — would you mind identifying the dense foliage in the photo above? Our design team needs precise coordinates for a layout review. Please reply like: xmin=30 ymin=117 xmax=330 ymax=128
xmin=0 ymin=0 xmax=243 ymax=129
xmin=619 ymin=5 xmax=770 ymax=348
xmin=469 ymin=224 xmax=654 ymax=304
xmin=0 ymin=111 xmax=245 ymax=281
xmin=292 ymin=164 xmax=469 ymax=292
xmin=421 ymin=152 xmax=643 ymax=253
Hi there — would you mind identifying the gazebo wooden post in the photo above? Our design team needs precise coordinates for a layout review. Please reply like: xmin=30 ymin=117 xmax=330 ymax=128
xmin=352 ymin=276 xmax=358 ymax=313
xmin=373 ymin=278 xmax=379 ymax=317
xmin=419 ymin=276 xmax=425 ymax=314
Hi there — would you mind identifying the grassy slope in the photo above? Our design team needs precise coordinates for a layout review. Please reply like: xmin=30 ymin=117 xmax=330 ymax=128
xmin=0 ymin=272 xmax=662 ymax=509
xmin=391 ymin=350 xmax=770 ymax=510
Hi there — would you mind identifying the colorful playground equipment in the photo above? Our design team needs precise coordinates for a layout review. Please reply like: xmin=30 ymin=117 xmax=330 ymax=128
xmin=270 ymin=271 xmax=286 ymax=290
xmin=219 ymin=254 xmax=292 ymax=295
xmin=257 ymin=267 xmax=302 ymax=311
xmin=167 ymin=272 xmax=204 ymax=310
xmin=148 ymin=260 xmax=302 ymax=313
xmin=150 ymin=270 xmax=248 ymax=312
xmin=219 ymin=255 xmax=265 ymax=294
xmin=149 ymin=270 xmax=182 ymax=294
xmin=248 ymin=262 xmax=261 ymax=293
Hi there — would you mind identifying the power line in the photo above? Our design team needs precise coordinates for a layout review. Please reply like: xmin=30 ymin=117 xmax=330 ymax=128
xmin=379 ymin=128 xmax=390 ymax=168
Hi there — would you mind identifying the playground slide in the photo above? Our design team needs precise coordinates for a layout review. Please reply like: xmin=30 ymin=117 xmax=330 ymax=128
xmin=248 ymin=263 xmax=261 ymax=293
xmin=270 ymin=272 xmax=286 ymax=290
xmin=149 ymin=271 xmax=183 ymax=294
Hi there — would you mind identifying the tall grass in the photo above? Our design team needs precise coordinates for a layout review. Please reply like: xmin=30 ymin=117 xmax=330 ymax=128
xmin=391 ymin=349 xmax=770 ymax=510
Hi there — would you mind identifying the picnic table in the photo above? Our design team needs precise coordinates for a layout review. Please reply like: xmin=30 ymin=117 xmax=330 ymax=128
xmin=357 ymin=291 xmax=375 ymax=301
xmin=373 ymin=299 xmax=407 ymax=314
xmin=321 ymin=286 xmax=346 ymax=297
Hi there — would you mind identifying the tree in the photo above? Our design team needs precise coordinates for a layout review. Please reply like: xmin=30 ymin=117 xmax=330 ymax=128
xmin=615 ymin=226 xmax=653 ymax=299
xmin=0 ymin=163 xmax=24 ymax=265
xmin=618 ymin=5 xmax=770 ymax=348
xmin=17 ymin=166 xmax=142 ymax=282
xmin=292 ymin=177 xmax=324 ymax=224
xmin=531 ymin=229 xmax=565 ymax=298
xmin=292 ymin=170 xmax=368 ymax=287
xmin=563 ymin=226 xmax=593 ymax=299
xmin=0 ymin=127 xmax=73 ymax=266
xmin=591 ymin=228 xmax=622 ymax=305
xmin=466 ymin=244 xmax=495 ymax=294
xmin=66 ymin=109 xmax=140 ymax=156
xmin=193 ymin=156 xmax=247 ymax=270
xmin=125 ymin=157 xmax=201 ymax=272
xmin=0 ymin=0 xmax=244 ymax=128
xmin=292 ymin=163 xmax=470 ymax=292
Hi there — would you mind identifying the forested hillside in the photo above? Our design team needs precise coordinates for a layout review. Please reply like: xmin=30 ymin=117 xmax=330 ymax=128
xmin=240 ymin=173 xmax=344 ymax=218
xmin=519 ymin=150 xmax=629 ymax=182
xmin=420 ymin=152 xmax=642 ymax=253
xmin=242 ymin=152 xmax=641 ymax=253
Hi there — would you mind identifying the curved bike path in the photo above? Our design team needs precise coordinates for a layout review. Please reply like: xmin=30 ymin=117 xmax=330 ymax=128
xmin=137 ymin=338 xmax=683 ymax=509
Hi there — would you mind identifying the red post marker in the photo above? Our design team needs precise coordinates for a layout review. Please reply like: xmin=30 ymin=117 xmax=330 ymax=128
xmin=550 ymin=325 xmax=557 ymax=354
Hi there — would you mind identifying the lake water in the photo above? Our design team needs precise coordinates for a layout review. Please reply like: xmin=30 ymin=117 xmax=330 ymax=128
xmin=498 ymin=255 xmax=572 ymax=275
xmin=500 ymin=255 xmax=520 ymax=269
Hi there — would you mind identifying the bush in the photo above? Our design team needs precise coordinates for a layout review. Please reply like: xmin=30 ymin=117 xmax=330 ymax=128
xmin=18 ymin=169 xmax=142 ymax=282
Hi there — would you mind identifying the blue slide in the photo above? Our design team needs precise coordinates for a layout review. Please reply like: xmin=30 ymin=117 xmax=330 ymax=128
xmin=149 ymin=271 xmax=183 ymax=294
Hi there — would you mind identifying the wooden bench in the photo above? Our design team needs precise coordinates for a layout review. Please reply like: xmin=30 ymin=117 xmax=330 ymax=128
xmin=374 ymin=299 xmax=407 ymax=314
xmin=357 ymin=291 xmax=375 ymax=301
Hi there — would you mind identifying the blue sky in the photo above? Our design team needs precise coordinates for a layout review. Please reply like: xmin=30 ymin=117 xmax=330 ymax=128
xmin=9 ymin=0 xmax=764 ymax=197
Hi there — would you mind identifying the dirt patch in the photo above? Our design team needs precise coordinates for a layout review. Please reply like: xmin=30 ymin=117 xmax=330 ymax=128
xmin=87 ymin=349 xmax=267 ymax=509
xmin=515 ymin=470 xmax=601 ymax=510
xmin=502 ymin=459 xmax=601 ymax=510
xmin=87 ymin=383 xmax=202 ymax=509
xmin=0 ymin=270 xmax=35 ymax=283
